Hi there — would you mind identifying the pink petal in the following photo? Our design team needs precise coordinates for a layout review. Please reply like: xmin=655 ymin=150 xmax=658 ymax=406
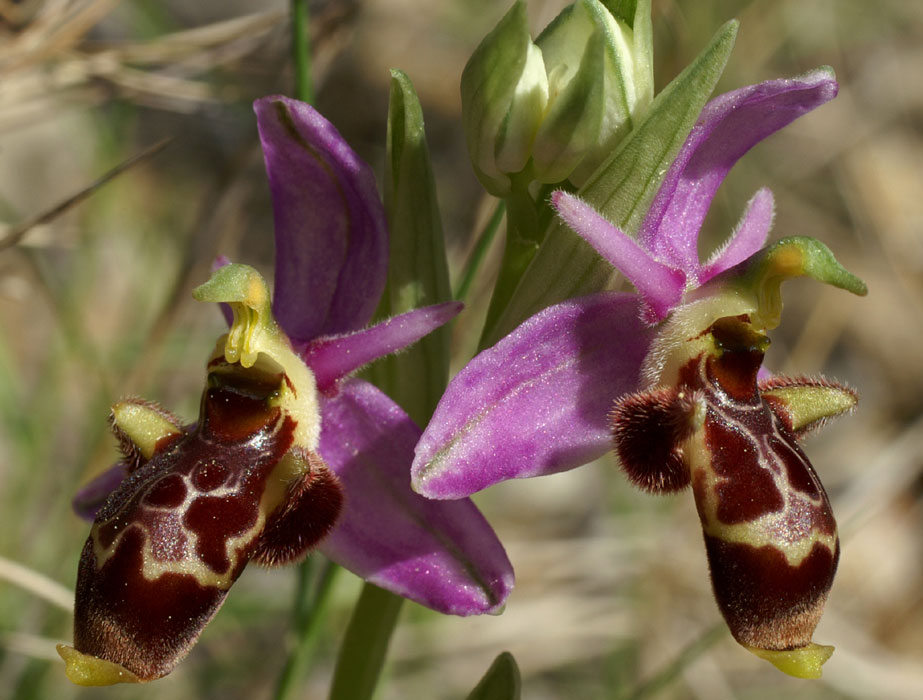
xmin=254 ymin=96 xmax=388 ymax=342
xmin=300 ymin=303 xmax=462 ymax=394
xmin=638 ymin=70 xmax=838 ymax=279
xmin=318 ymin=379 xmax=513 ymax=615
xmin=699 ymin=187 xmax=774 ymax=283
xmin=552 ymin=191 xmax=686 ymax=320
xmin=413 ymin=292 xmax=653 ymax=499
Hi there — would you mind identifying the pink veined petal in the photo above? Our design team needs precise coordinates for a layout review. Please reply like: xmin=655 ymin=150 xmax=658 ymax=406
xmin=300 ymin=302 xmax=463 ymax=394
xmin=413 ymin=292 xmax=653 ymax=499
xmin=317 ymin=379 xmax=513 ymax=615
xmin=698 ymin=187 xmax=775 ymax=284
xmin=638 ymin=69 xmax=838 ymax=277
xmin=254 ymin=96 xmax=388 ymax=342
xmin=552 ymin=191 xmax=685 ymax=320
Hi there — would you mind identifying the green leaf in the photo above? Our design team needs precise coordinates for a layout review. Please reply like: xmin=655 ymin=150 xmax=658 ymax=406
xmin=466 ymin=652 xmax=522 ymax=700
xmin=483 ymin=20 xmax=738 ymax=346
xmin=368 ymin=69 xmax=453 ymax=424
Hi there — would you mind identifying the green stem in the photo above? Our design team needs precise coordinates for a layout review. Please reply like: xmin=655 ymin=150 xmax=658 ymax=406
xmin=619 ymin=624 xmax=727 ymax=700
xmin=291 ymin=0 xmax=313 ymax=103
xmin=454 ymin=200 xmax=506 ymax=303
xmin=273 ymin=560 xmax=341 ymax=700
xmin=271 ymin=9 xmax=319 ymax=698
xmin=478 ymin=180 xmax=544 ymax=349
xmin=328 ymin=583 xmax=404 ymax=700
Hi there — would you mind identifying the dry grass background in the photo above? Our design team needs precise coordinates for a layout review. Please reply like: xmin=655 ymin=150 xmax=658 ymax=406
xmin=0 ymin=1 xmax=921 ymax=698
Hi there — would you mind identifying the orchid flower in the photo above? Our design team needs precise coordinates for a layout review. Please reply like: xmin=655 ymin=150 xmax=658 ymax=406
xmin=413 ymin=70 xmax=866 ymax=678
xmin=59 ymin=96 xmax=513 ymax=686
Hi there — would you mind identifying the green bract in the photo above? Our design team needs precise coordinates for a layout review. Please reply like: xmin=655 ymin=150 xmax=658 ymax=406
xmin=461 ymin=0 xmax=653 ymax=196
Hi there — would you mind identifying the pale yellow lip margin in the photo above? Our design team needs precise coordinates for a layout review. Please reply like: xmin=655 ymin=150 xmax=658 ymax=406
xmin=745 ymin=642 xmax=834 ymax=679
xmin=57 ymin=644 xmax=142 ymax=686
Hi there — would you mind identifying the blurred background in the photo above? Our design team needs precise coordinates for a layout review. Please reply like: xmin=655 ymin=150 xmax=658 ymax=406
xmin=1 ymin=0 xmax=921 ymax=698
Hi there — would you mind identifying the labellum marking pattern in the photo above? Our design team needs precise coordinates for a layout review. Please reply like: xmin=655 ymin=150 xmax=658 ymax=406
xmin=69 ymin=376 xmax=342 ymax=683
xmin=613 ymin=316 xmax=842 ymax=657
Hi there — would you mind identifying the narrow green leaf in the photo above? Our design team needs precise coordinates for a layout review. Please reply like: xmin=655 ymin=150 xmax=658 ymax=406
xmin=483 ymin=20 xmax=738 ymax=345
xmin=368 ymin=69 xmax=453 ymax=424
xmin=466 ymin=651 xmax=522 ymax=700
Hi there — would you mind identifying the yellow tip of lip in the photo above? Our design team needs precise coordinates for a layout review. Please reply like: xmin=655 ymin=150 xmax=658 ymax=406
xmin=56 ymin=645 xmax=142 ymax=686
xmin=745 ymin=642 xmax=834 ymax=679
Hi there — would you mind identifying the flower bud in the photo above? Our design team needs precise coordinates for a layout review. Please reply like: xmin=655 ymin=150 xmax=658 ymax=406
xmin=461 ymin=1 xmax=653 ymax=194
xmin=532 ymin=0 xmax=653 ymax=185
xmin=461 ymin=1 xmax=548 ymax=196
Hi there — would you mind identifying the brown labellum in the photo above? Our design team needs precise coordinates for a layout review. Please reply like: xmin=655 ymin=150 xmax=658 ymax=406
xmin=611 ymin=316 xmax=852 ymax=673
xmin=63 ymin=369 xmax=343 ymax=684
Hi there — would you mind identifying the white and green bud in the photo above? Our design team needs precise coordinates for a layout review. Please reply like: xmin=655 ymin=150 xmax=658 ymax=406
xmin=534 ymin=0 xmax=653 ymax=185
xmin=461 ymin=1 xmax=548 ymax=196
xmin=461 ymin=0 xmax=653 ymax=195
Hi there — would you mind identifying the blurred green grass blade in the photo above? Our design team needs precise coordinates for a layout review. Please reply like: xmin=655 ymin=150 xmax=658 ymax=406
xmin=466 ymin=651 xmax=522 ymax=700
xmin=0 ymin=139 xmax=171 ymax=252
xmin=291 ymin=0 xmax=314 ymax=103
xmin=455 ymin=200 xmax=505 ymax=303
xmin=484 ymin=20 xmax=738 ymax=345
xmin=619 ymin=624 xmax=726 ymax=700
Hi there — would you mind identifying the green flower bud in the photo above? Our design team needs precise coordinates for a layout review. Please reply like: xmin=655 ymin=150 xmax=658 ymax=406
xmin=461 ymin=1 xmax=653 ymax=195
xmin=461 ymin=1 xmax=548 ymax=196
xmin=533 ymin=0 xmax=653 ymax=185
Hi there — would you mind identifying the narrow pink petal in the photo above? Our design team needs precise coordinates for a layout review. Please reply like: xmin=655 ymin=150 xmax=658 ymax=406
xmin=300 ymin=302 xmax=462 ymax=393
xmin=699 ymin=187 xmax=774 ymax=283
xmin=317 ymin=379 xmax=513 ymax=615
xmin=638 ymin=69 xmax=838 ymax=278
xmin=255 ymin=96 xmax=388 ymax=342
xmin=552 ymin=191 xmax=685 ymax=319
xmin=413 ymin=292 xmax=653 ymax=499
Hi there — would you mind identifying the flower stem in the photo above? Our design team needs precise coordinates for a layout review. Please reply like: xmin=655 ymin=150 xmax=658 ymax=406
xmin=479 ymin=179 xmax=549 ymax=349
xmin=327 ymin=583 xmax=403 ymax=700
xmin=454 ymin=200 xmax=506 ymax=303
xmin=273 ymin=559 xmax=340 ymax=700
xmin=291 ymin=0 xmax=313 ymax=103
xmin=271 ymin=7 xmax=322 ymax=698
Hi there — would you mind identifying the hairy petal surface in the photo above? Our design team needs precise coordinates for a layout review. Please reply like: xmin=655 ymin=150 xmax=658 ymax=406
xmin=318 ymin=379 xmax=513 ymax=615
xmin=552 ymin=191 xmax=685 ymax=319
xmin=699 ymin=187 xmax=774 ymax=283
xmin=638 ymin=70 xmax=838 ymax=276
xmin=301 ymin=302 xmax=462 ymax=394
xmin=255 ymin=96 xmax=388 ymax=341
xmin=413 ymin=293 xmax=653 ymax=499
